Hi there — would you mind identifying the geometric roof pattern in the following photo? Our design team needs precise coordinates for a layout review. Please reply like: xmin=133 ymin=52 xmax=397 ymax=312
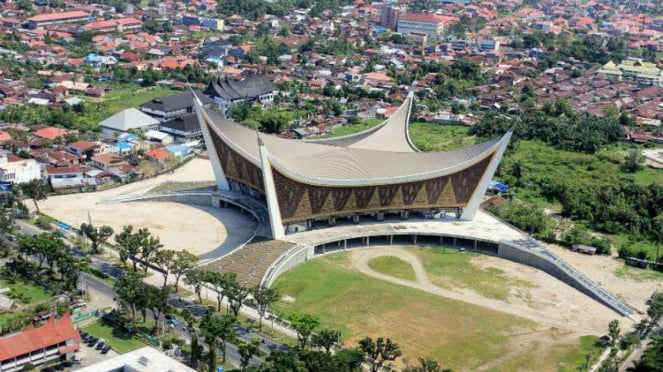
xmin=99 ymin=108 xmax=160 ymax=132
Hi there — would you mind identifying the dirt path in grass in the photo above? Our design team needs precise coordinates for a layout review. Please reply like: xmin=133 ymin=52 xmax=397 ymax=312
xmin=352 ymin=247 xmax=599 ymax=334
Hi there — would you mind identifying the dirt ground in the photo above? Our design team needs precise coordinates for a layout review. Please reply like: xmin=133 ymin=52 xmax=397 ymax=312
xmin=38 ymin=158 xmax=257 ymax=258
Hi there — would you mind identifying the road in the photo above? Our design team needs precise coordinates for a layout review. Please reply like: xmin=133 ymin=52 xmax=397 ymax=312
xmin=15 ymin=219 xmax=272 ymax=367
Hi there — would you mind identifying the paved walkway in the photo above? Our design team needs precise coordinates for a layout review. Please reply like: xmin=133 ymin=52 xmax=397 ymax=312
xmin=352 ymin=246 xmax=599 ymax=334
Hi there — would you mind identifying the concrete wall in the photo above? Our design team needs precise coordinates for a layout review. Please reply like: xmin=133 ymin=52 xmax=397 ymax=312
xmin=263 ymin=245 xmax=312 ymax=286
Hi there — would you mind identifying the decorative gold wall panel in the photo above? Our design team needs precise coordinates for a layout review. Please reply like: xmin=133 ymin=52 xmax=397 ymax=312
xmin=273 ymin=155 xmax=494 ymax=223
xmin=207 ymin=124 xmax=264 ymax=192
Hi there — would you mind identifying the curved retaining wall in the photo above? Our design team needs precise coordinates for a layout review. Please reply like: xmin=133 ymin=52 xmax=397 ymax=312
xmin=263 ymin=232 xmax=635 ymax=317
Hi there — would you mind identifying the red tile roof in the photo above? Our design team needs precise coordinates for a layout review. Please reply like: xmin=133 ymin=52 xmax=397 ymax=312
xmin=147 ymin=148 xmax=170 ymax=160
xmin=401 ymin=13 xmax=446 ymax=24
xmin=33 ymin=127 xmax=71 ymax=141
xmin=0 ymin=313 xmax=80 ymax=362
xmin=0 ymin=131 xmax=10 ymax=143
xmin=27 ymin=11 xmax=90 ymax=23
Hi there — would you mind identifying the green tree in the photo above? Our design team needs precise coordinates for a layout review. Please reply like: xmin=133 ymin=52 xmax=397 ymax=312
xmin=153 ymin=249 xmax=176 ymax=288
xmin=608 ymin=319 xmax=620 ymax=346
xmin=403 ymin=357 xmax=449 ymax=372
xmin=57 ymin=253 xmax=89 ymax=291
xmin=239 ymin=338 xmax=262 ymax=371
xmin=190 ymin=331 xmax=201 ymax=368
xmin=184 ymin=268 xmax=206 ymax=304
xmin=79 ymin=223 xmax=114 ymax=254
xmin=252 ymin=285 xmax=280 ymax=331
xmin=200 ymin=310 xmax=235 ymax=364
xmin=20 ymin=179 xmax=48 ymax=214
xmin=207 ymin=271 xmax=236 ymax=313
xmin=171 ymin=250 xmax=197 ymax=292
xmin=621 ymin=149 xmax=644 ymax=173
xmin=358 ymin=336 xmax=402 ymax=372
xmin=114 ymin=271 xmax=143 ymax=320
xmin=227 ymin=283 xmax=249 ymax=319
xmin=312 ymin=329 xmax=341 ymax=354
xmin=0 ymin=212 xmax=15 ymax=256
xmin=146 ymin=285 xmax=170 ymax=333
xmin=136 ymin=228 xmax=163 ymax=274
xmin=289 ymin=313 xmax=320 ymax=349
xmin=115 ymin=225 xmax=140 ymax=270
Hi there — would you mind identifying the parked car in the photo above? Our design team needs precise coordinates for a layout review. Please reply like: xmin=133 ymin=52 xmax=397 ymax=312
xmin=101 ymin=345 xmax=112 ymax=354
xmin=167 ymin=318 xmax=178 ymax=326
xmin=95 ymin=341 xmax=105 ymax=350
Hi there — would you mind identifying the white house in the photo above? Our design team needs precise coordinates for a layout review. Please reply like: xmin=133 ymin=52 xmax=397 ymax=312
xmin=0 ymin=152 xmax=41 ymax=184
xmin=99 ymin=108 xmax=161 ymax=136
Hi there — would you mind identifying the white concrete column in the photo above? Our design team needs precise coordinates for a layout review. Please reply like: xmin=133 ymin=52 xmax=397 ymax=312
xmin=461 ymin=130 xmax=513 ymax=220
xmin=258 ymin=141 xmax=285 ymax=239
xmin=193 ymin=91 xmax=230 ymax=191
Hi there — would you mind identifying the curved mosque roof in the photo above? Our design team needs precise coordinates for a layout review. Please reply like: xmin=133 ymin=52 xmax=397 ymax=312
xmin=194 ymin=92 xmax=510 ymax=186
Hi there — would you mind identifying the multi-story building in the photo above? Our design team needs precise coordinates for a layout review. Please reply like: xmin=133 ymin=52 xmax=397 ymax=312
xmin=26 ymin=11 xmax=90 ymax=29
xmin=0 ymin=152 xmax=41 ymax=184
xmin=380 ymin=3 xmax=406 ymax=31
xmin=599 ymin=59 xmax=663 ymax=86
xmin=398 ymin=13 xmax=446 ymax=41
xmin=81 ymin=17 xmax=142 ymax=34
xmin=0 ymin=313 xmax=81 ymax=372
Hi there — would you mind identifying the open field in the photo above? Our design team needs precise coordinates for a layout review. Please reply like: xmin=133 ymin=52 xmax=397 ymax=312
xmin=408 ymin=247 xmax=536 ymax=301
xmin=38 ymin=158 xmax=257 ymax=259
xmin=409 ymin=123 xmax=477 ymax=151
xmin=272 ymin=251 xmax=608 ymax=371
xmin=367 ymin=256 xmax=416 ymax=281
xmin=321 ymin=118 xmax=383 ymax=137
xmin=83 ymin=320 xmax=147 ymax=354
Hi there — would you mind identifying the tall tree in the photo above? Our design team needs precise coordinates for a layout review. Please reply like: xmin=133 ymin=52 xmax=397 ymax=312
xmin=403 ymin=357 xmax=448 ymax=372
xmin=238 ymin=338 xmax=261 ymax=371
xmin=190 ymin=331 xmax=201 ymax=369
xmin=79 ymin=223 xmax=114 ymax=254
xmin=207 ymin=271 xmax=236 ymax=313
xmin=57 ymin=254 xmax=89 ymax=291
xmin=146 ymin=285 xmax=170 ymax=333
xmin=184 ymin=268 xmax=206 ymax=304
xmin=608 ymin=319 xmax=620 ymax=346
xmin=114 ymin=271 xmax=143 ymax=320
xmin=289 ymin=313 xmax=320 ymax=349
xmin=115 ymin=225 xmax=140 ymax=270
xmin=137 ymin=228 xmax=163 ymax=274
xmin=153 ymin=249 xmax=176 ymax=288
xmin=200 ymin=310 xmax=235 ymax=364
xmin=252 ymin=285 xmax=280 ymax=331
xmin=227 ymin=283 xmax=249 ymax=319
xmin=171 ymin=250 xmax=197 ymax=292
xmin=312 ymin=329 xmax=341 ymax=354
xmin=358 ymin=336 xmax=402 ymax=372
xmin=0 ymin=212 xmax=15 ymax=256
xmin=20 ymin=178 xmax=48 ymax=214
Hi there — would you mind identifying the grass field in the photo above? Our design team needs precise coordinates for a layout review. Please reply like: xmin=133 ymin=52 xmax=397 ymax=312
xmin=367 ymin=256 xmax=416 ymax=281
xmin=614 ymin=265 xmax=663 ymax=282
xmin=409 ymin=123 xmax=477 ymax=151
xmin=81 ymin=85 xmax=178 ymax=126
xmin=83 ymin=320 xmax=147 ymax=354
xmin=322 ymin=118 xmax=383 ymax=137
xmin=407 ymin=247 xmax=536 ymax=301
xmin=0 ymin=278 xmax=52 ymax=304
xmin=272 ymin=253 xmax=548 ymax=370
xmin=552 ymin=335 xmax=604 ymax=372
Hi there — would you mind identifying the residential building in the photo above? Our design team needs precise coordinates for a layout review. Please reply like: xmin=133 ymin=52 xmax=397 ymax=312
xmin=599 ymin=59 xmax=663 ymax=86
xmin=203 ymin=75 xmax=276 ymax=114
xmin=0 ymin=313 xmax=81 ymax=372
xmin=46 ymin=164 xmax=87 ymax=190
xmin=0 ymin=152 xmax=41 ymax=184
xmin=145 ymin=130 xmax=173 ymax=144
xmin=380 ymin=3 xmax=406 ymax=31
xmin=27 ymin=11 xmax=91 ymax=29
xmin=140 ymin=91 xmax=212 ymax=122
xmin=65 ymin=140 xmax=99 ymax=160
xmin=76 ymin=346 xmax=195 ymax=372
xmin=32 ymin=127 xmax=73 ymax=142
xmin=81 ymin=17 xmax=143 ymax=34
xmin=398 ymin=14 xmax=446 ymax=41
xmin=160 ymin=113 xmax=203 ymax=143
xmin=99 ymin=108 xmax=161 ymax=136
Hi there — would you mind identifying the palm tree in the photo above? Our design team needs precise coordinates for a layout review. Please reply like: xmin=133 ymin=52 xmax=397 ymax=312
xmin=311 ymin=329 xmax=341 ymax=354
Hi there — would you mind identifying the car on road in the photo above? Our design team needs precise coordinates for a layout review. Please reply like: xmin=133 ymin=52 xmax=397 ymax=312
xmin=166 ymin=318 xmax=178 ymax=326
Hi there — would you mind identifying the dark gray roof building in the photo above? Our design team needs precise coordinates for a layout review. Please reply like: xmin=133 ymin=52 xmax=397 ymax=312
xmin=159 ymin=113 xmax=202 ymax=143
xmin=203 ymin=75 xmax=276 ymax=113
xmin=141 ymin=91 xmax=212 ymax=122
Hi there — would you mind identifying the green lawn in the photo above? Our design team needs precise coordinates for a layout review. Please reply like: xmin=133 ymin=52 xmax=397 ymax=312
xmin=0 ymin=278 xmax=52 ymax=305
xmin=367 ymin=256 xmax=416 ymax=281
xmin=272 ymin=253 xmax=538 ymax=370
xmin=322 ymin=118 xmax=383 ymax=138
xmin=409 ymin=122 xmax=477 ymax=151
xmin=83 ymin=320 xmax=147 ymax=354
xmin=615 ymin=265 xmax=663 ymax=282
xmin=80 ymin=85 xmax=178 ymax=126
xmin=552 ymin=335 xmax=605 ymax=372
xmin=408 ymin=247 xmax=536 ymax=301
